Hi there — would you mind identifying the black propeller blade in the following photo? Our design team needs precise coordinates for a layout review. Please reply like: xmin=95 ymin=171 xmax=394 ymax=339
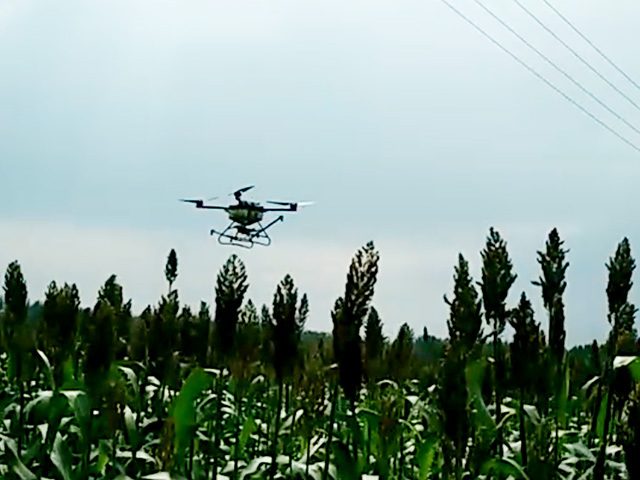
xmin=232 ymin=185 xmax=254 ymax=198
xmin=180 ymin=199 xmax=204 ymax=207
xmin=267 ymin=200 xmax=314 ymax=206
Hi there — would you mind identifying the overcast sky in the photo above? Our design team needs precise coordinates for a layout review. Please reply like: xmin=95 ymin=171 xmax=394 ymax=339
xmin=2 ymin=0 xmax=640 ymax=346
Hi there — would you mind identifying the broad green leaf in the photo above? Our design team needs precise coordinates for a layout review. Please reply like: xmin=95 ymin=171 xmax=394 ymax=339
xmin=24 ymin=390 xmax=54 ymax=421
xmin=44 ymin=393 xmax=69 ymax=450
xmin=239 ymin=415 xmax=257 ymax=450
xmin=36 ymin=349 xmax=55 ymax=391
xmin=416 ymin=433 xmax=438 ymax=480
xmin=596 ymin=393 xmax=608 ymax=440
xmin=581 ymin=375 xmax=599 ymax=395
xmin=116 ymin=449 xmax=157 ymax=464
xmin=4 ymin=436 xmax=37 ymax=480
xmin=68 ymin=391 xmax=90 ymax=445
xmin=11 ymin=462 xmax=37 ymax=480
xmin=123 ymin=406 xmax=138 ymax=447
xmin=97 ymin=439 xmax=110 ymax=476
xmin=142 ymin=473 xmax=187 ymax=480
xmin=240 ymin=456 xmax=271 ymax=479
xmin=466 ymin=358 xmax=496 ymax=432
xmin=52 ymin=432 xmax=73 ymax=480
xmin=565 ymin=441 xmax=595 ymax=461
xmin=118 ymin=365 xmax=141 ymax=408
xmin=332 ymin=441 xmax=359 ymax=480
xmin=481 ymin=457 xmax=530 ymax=479
xmin=613 ymin=356 xmax=640 ymax=381
xmin=523 ymin=404 xmax=540 ymax=426
xmin=171 ymin=368 xmax=212 ymax=464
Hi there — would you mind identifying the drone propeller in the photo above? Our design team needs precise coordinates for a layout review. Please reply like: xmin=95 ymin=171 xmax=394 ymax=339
xmin=267 ymin=200 xmax=315 ymax=208
xmin=179 ymin=198 xmax=204 ymax=207
xmin=232 ymin=185 xmax=254 ymax=197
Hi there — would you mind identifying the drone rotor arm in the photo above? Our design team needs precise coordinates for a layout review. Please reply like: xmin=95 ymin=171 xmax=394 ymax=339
xmin=180 ymin=199 xmax=227 ymax=210
xmin=197 ymin=205 xmax=228 ymax=210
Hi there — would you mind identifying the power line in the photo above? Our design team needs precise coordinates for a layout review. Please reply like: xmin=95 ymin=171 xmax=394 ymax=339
xmin=436 ymin=0 xmax=640 ymax=154
xmin=514 ymin=0 xmax=640 ymax=113
xmin=472 ymin=0 xmax=640 ymax=138
xmin=541 ymin=0 xmax=640 ymax=94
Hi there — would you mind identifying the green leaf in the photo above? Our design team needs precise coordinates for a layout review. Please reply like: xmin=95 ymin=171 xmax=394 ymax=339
xmin=171 ymin=368 xmax=212 ymax=464
xmin=3 ymin=435 xmax=37 ymax=480
xmin=67 ymin=391 xmax=90 ymax=445
xmin=239 ymin=415 xmax=258 ymax=450
xmin=523 ymin=404 xmax=540 ymax=426
xmin=332 ymin=441 xmax=359 ymax=480
xmin=118 ymin=365 xmax=141 ymax=408
xmin=97 ymin=439 xmax=110 ymax=476
xmin=416 ymin=434 xmax=438 ymax=480
xmin=613 ymin=356 xmax=640 ymax=381
xmin=596 ymin=393 xmax=608 ymax=440
xmin=558 ymin=360 xmax=571 ymax=426
xmin=142 ymin=473 xmax=187 ymax=480
xmin=36 ymin=349 xmax=56 ymax=391
xmin=481 ymin=457 xmax=530 ymax=479
xmin=466 ymin=358 xmax=496 ymax=432
xmin=52 ymin=432 xmax=73 ymax=480
xmin=565 ymin=441 xmax=595 ymax=461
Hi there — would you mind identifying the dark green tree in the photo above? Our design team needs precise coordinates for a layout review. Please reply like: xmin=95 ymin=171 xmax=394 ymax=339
xmin=2 ymin=261 xmax=32 ymax=453
xmin=268 ymin=274 xmax=309 ymax=480
xmin=444 ymin=254 xmax=483 ymax=354
xmin=270 ymin=275 xmax=308 ymax=383
xmin=388 ymin=323 xmax=414 ymax=382
xmin=165 ymin=248 xmax=178 ymax=294
xmin=129 ymin=306 xmax=150 ymax=364
xmin=479 ymin=227 xmax=516 ymax=458
xmin=594 ymin=238 xmax=637 ymax=479
xmin=387 ymin=324 xmax=416 ymax=477
xmin=323 ymin=241 xmax=379 ymax=477
xmin=532 ymin=229 xmax=569 ymax=477
xmin=211 ymin=255 xmax=248 ymax=480
xmin=82 ymin=300 xmax=126 ymax=469
xmin=42 ymin=281 xmax=81 ymax=387
xmin=147 ymin=291 xmax=181 ymax=419
xmin=98 ymin=274 xmax=124 ymax=310
xmin=332 ymin=241 xmax=380 ymax=404
xmin=231 ymin=299 xmax=263 ymax=480
xmin=509 ymin=293 xmax=545 ymax=470
xmin=440 ymin=254 xmax=482 ymax=480
xmin=439 ymin=345 xmax=469 ymax=480
xmin=364 ymin=306 xmax=385 ymax=382
xmin=533 ymin=228 xmax=569 ymax=367
xmin=178 ymin=305 xmax=196 ymax=361
xmin=83 ymin=302 xmax=116 ymax=397
xmin=97 ymin=274 xmax=132 ymax=359
xmin=196 ymin=301 xmax=212 ymax=367
xmin=606 ymin=237 xmax=636 ymax=337
xmin=212 ymin=254 xmax=249 ymax=363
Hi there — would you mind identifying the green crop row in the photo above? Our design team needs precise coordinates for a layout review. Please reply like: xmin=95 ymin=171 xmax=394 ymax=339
xmin=0 ymin=228 xmax=638 ymax=479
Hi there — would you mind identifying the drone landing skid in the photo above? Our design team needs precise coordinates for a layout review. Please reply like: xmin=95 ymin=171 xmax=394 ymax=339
xmin=210 ymin=216 xmax=284 ymax=248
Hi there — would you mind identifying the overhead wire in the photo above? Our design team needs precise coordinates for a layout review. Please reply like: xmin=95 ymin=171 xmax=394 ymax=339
xmin=541 ymin=0 xmax=640 ymax=95
xmin=471 ymin=0 xmax=640 ymax=138
xmin=513 ymin=0 xmax=640 ymax=113
xmin=436 ymin=0 xmax=640 ymax=154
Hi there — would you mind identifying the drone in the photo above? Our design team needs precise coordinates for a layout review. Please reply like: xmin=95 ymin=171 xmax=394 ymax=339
xmin=180 ymin=186 xmax=312 ymax=248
